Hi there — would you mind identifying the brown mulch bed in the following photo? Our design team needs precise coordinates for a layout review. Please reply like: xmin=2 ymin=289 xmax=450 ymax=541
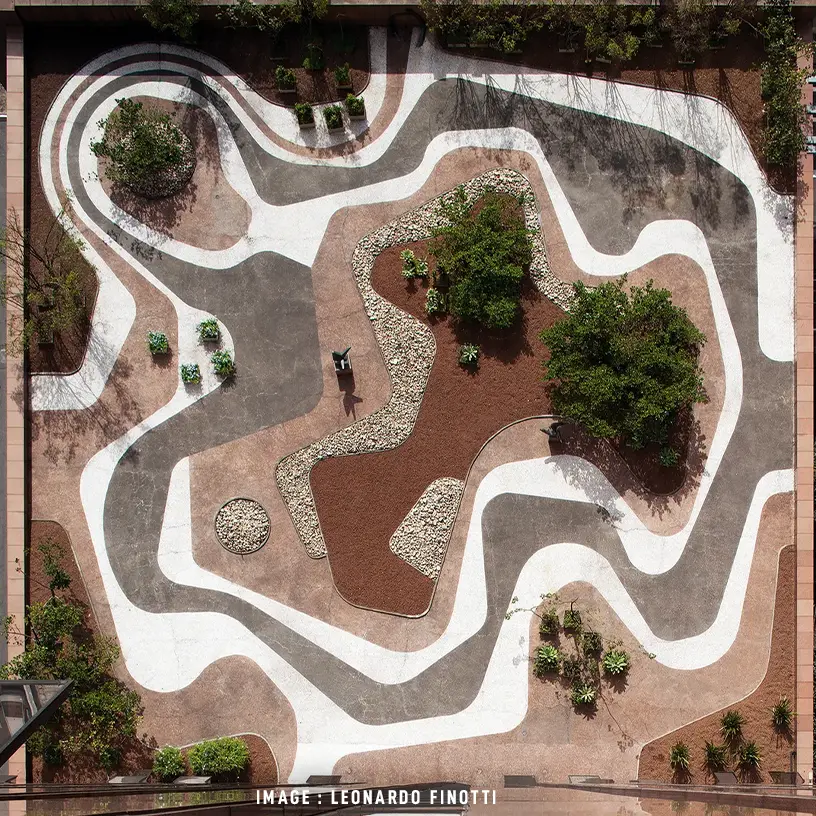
xmin=310 ymin=241 xmax=564 ymax=616
xmin=198 ymin=23 xmax=370 ymax=106
xmin=638 ymin=545 xmax=796 ymax=785
xmin=27 ymin=520 xmax=277 ymax=785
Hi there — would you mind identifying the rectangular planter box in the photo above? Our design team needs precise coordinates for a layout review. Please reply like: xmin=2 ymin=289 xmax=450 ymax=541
xmin=337 ymin=83 xmax=353 ymax=92
xmin=298 ymin=120 xmax=316 ymax=130
xmin=349 ymin=112 xmax=366 ymax=121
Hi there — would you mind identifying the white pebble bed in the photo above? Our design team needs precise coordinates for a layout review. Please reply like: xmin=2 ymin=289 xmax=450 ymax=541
xmin=215 ymin=498 xmax=271 ymax=554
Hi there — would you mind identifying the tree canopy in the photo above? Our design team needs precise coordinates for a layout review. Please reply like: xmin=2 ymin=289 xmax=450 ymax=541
xmin=540 ymin=277 xmax=707 ymax=448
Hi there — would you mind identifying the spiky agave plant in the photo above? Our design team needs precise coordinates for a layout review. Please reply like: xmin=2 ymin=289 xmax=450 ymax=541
xmin=669 ymin=742 xmax=690 ymax=773
xmin=737 ymin=741 xmax=761 ymax=771
xmin=703 ymin=741 xmax=727 ymax=773
xmin=771 ymin=697 xmax=794 ymax=730
xmin=602 ymin=648 xmax=630 ymax=676
xmin=720 ymin=710 xmax=745 ymax=743
xmin=533 ymin=644 xmax=561 ymax=676
xmin=570 ymin=682 xmax=597 ymax=707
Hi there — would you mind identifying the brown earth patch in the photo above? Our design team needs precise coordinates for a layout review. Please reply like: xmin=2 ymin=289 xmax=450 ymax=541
xmin=310 ymin=243 xmax=564 ymax=616
xmin=26 ymin=521 xmax=281 ymax=785
xmin=100 ymin=99 xmax=250 ymax=251
xmin=638 ymin=545 xmax=796 ymax=785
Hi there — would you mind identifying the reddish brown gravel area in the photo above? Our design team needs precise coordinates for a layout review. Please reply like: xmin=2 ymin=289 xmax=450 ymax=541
xmin=26 ymin=521 xmax=277 ymax=785
xmin=638 ymin=546 xmax=795 ymax=784
xmin=310 ymin=241 xmax=564 ymax=616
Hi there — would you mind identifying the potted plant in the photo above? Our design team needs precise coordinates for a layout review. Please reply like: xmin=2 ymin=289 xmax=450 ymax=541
xmin=334 ymin=62 xmax=352 ymax=91
xmin=345 ymin=94 xmax=366 ymax=121
xmin=323 ymin=104 xmax=344 ymax=131
xmin=147 ymin=330 xmax=169 ymax=355
xmin=211 ymin=349 xmax=236 ymax=378
xmin=275 ymin=65 xmax=297 ymax=95
xmin=196 ymin=317 xmax=221 ymax=343
xmin=295 ymin=102 xmax=315 ymax=130
xmin=180 ymin=363 xmax=201 ymax=384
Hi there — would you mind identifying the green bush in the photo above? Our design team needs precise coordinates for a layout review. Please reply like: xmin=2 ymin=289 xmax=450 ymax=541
xmin=91 ymin=99 xmax=191 ymax=196
xmin=703 ymin=741 xmax=727 ymax=773
xmin=302 ymin=41 xmax=325 ymax=70
xmin=458 ymin=343 xmax=480 ymax=367
xmin=659 ymin=446 xmax=680 ymax=467
xmin=563 ymin=606 xmax=582 ymax=633
xmin=143 ymin=0 xmax=199 ymax=40
xmin=180 ymin=363 xmax=201 ymax=384
xmin=570 ymin=682 xmax=597 ymax=707
xmin=294 ymin=102 xmax=314 ymax=125
xmin=533 ymin=644 xmax=561 ymax=676
xmin=275 ymin=65 xmax=296 ymax=90
xmin=197 ymin=317 xmax=221 ymax=343
xmin=772 ymin=697 xmax=794 ymax=730
xmin=737 ymin=741 xmax=762 ymax=771
xmin=334 ymin=63 xmax=351 ymax=86
xmin=562 ymin=655 xmax=583 ymax=684
xmin=147 ymin=330 xmax=169 ymax=355
xmin=538 ymin=607 xmax=560 ymax=636
xmin=323 ymin=105 xmax=343 ymax=130
xmin=187 ymin=737 xmax=250 ymax=781
xmin=425 ymin=287 xmax=446 ymax=316
xmin=582 ymin=630 xmax=602 ymax=654
xmin=720 ymin=709 xmax=745 ymax=742
xmin=345 ymin=94 xmax=365 ymax=117
xmin=670 ymin=741 xmax=690 ymax=772
xmin=153 ymin=746 xmax=186 ymax=781
xmin=218 ymin=0 xmax=299 ymax=33
xmin=400 ymin=249 xmax=428 ymax=279
xmin=430 ymin=188 xmax=532 ymax=329
xmin=540 ymin=276 xmax=706 ymax=450
xmin=211 ymin=349 xmax=236 ymax=378
xmin=602 ymin=648 xmax=630 ymax=676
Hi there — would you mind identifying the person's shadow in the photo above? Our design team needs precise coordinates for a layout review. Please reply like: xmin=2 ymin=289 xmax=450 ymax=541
xmin=338 ymin=373 xmax=363 ymax=418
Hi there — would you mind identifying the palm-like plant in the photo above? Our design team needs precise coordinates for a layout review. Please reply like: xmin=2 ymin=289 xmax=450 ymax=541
xmin=720 ymin=710 xmax=745 ymax=743
xmin=670 ymin=742 xmax=690 ymax=772
xmin=771 ymin=697 xmax=794 ymax=731
xmin=737 ymin=741 xmax=761 ymax=771
xmin=703 ymin=741 xmax=727 ymax=773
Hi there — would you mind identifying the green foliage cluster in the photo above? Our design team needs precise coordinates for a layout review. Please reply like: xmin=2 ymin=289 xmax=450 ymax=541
xmin=334 ymin=63 xmax=352 ymax=86
xmin=570 ymin=683 xmax=597 ymax=706
xmin=275 ymin=66 xmax=297 ymax=90
xmin=91 ymin=99 xmax=188 ymax=194
xmin=0 ymin=541 xmax=143 ymax=772
xmin=581 ymin=630 xmax=602 ymax=654
xmin=181 ymin=363 xmax=202 ymax=384
xmin=540 ymin=276 xmax=707 ymax=450
xmin=323 ymin=105 xmax=344 ymax=129
xmin=303 ymin=41 xmax=326 ymax=70
xmin=720 ymin=709 xmax=745 ymax=742
xmin=187 ymin=737 xmax=250 ymax=781
xmin=425 ymin=287 xmax=446 ymax=316
xmin=148 ymin=330 xmax=169 ymax=355
xmin=153 ymin=746 xmax=186 ymax=781
xmin=400 ymin=249 xmax=428 ymax=279
xmin=345 ymin=94 xmax=366 ymax=117
xmin=601 ymin=647 xmax=630 ymax=675
xmin=538 ymin=607 xmax=560 ymax=636
xmin=771 ymin=697 xmax=794 ymax=730
xmin=211 ymin=349 xmax=236 ymax=378
xmin=563 ymin=605 xmax=582 ymax=633
xmin=295 ymin=103 xmax=315 ymax=125
xmin=429 ymin=188 xmax=532 ymax=329
xmin=533 ymin=644 xmax=562 ymax=675
xmin=143 ymin=0 xmax=200 ymax=41
xmin=215 ymin=0 xmax=327 ymax=38
xmin=197 ymin=317 xmax=221 ymax=342
xmin=759 ymin=0 xmax=807 ymax=167
xmin=458 ymin=343 xmax=480 ymax=366
xmin=670 ymin=741 xmax=691 ymax=772
xmin=703 ymin=741 xmax=728 ymax=773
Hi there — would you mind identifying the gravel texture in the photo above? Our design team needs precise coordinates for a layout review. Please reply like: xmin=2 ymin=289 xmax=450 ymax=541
xmin=215 ymin=498 xmax=271 ymax=554
xmin=388 ymin=477 xmax=465 ymax=579
xmin=276 ymin=169 xmax=568 ymax=566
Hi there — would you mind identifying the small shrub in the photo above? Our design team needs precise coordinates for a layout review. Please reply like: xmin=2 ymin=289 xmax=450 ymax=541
xmin=772 ymin=697 xmax=794 ymax=730
xmin=570 ymin=682 xmax=597 ymax=707
xmin=294 ymin=102 xmax=314 ymax=125
xmin=703 ymin=741 xmax=727 ymax=773
xmin=345 ymin=94 xmax=365 ymax=117
xmin=562 ymin=655 xmax=583 ymax=684
xmin=187 ymin=737 xmax=249 ymax=781
xmin=458 ymin=343 xmax=480 ymax=367
xmin=538 ymin=608 xmax=559 ymax=636
xmin=563 ymin=605 xmax=582 ymax=633
xmin=197 ymin=317 xmax=220 ymax=343
xmin=180 ymin=363 xmax=201 ymax=384
xmin=302 ymin=42 xmax=325 ymax=70
xmin=582 ymin=630 xmax=602 ymax=654
xmin=670 ymin=742 xmax=690 ymax=772
xmin=533 ymin=644 xmax=561 ymax=676
xmin=143 ymin=0 xmax=199 ymax=41
xmin=323 ymin=105 xmax=343 ymax=130
xmin=147 ymin=330 xmax=169 ymax=355
xmin=400 ymin=249 xmax=428 ymax=279
xmin=737 ymin=741 xmax=762 ymax=771
xmin=153 ymin=746 xmax=185 ymax=782
xmin=275 ymin=66 xmax=296 ymax=90
xmin=334 ymin=63 xmax=351 ymax=86
xmin=425 ymin=287 xmax=445 ymax=316
xmin=720 ymin=710 xmax=745 ymax=743
xmin=659 ymin=446 xmax=680 ymax=467
xmin=211 ymin=349 xmax=236 ymax=378
xmin=602 ymin=648 xmax=630 ymax=676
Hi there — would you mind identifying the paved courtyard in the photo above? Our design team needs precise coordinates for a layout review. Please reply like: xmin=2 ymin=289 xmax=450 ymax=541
xmin=30 ymin=28 xmax=796 ymax=785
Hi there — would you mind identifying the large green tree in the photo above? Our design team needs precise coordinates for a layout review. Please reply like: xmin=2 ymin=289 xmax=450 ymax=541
xmin=0 ymin=541 xmax=143 ymax=771
xmin=429 ymin=188 xmax=533 ymax=329
xmin=540 ymin=277 xmax=706 ymax=449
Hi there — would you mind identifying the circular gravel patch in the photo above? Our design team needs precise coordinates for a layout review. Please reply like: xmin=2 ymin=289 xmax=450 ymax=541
xmin=215 ymin=498 xmax=270 ymax=554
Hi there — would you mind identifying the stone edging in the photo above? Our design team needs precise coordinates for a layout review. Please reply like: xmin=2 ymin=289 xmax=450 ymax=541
xmin=275 ymin=168 xmax=572 ymax=573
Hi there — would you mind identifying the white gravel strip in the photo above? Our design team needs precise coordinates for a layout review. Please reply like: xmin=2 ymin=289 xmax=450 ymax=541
xmin=215 ymin=498 xmax=270 ymax=554
xmin=276 ymin=168 xmax=570 ymax=565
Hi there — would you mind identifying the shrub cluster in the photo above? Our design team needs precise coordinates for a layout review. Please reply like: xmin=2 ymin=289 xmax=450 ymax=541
xmin=148 ymin=330 xmax=169 ymax=355
xmin=187 ymin=737 xmax=250 ymax=781
xmin=153 ymin=746 xmax=186 ymax=781
xmin=400 ymin=249 xmax=429 ymax=279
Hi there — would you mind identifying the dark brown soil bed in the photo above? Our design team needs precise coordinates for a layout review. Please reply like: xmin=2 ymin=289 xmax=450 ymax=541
xmin=27 ymin=521 xmax=277 ymax=784
xmin=443 ymin=28 xmax=793 ymax=194
xmin=310 ymin=241 xmax=565 ymax=616
xmin=638 ymin=545 xmax=795 ymax=785
xmin=197 ymin=23 xmax=370 ymax=106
